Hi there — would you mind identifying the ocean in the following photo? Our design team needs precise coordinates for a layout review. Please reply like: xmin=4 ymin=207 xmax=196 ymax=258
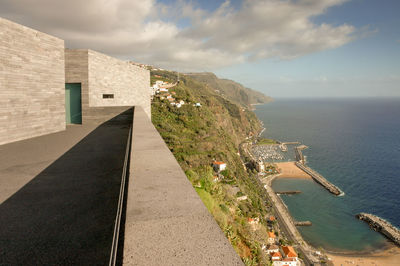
xmin=254 ymin=98 xmax=400 ymax=252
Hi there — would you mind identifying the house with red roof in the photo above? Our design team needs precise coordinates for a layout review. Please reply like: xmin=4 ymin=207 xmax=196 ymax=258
xmin=271 ymin=251 xmax=282 ymax=261
xmin=247 ymin=217 xmax=259 ymax=225
xmin=282 ymin=246 xmax=298 ymax=260
xmin=212 ymin=161 xmax=226 ymax=172
xmin=267 ymin=231 xmax=276 ymax=244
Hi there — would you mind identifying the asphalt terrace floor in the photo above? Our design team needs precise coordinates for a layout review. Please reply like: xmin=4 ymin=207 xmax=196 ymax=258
xmin=0 ymin=109 xmax=132 ymax=265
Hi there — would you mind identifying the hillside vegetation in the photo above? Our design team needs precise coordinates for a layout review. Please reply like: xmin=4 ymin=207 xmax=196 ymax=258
xmin=184 ymin=72 xmax=272 ymax=108
xmin=151 ymin=70 xmax=279 ymax=265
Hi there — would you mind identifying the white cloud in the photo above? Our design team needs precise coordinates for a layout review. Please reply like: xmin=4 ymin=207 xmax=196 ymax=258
xmin=0 ymin=0 xmax=357 ymax=71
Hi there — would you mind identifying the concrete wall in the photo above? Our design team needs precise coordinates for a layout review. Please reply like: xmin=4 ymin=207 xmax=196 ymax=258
xmin=64 ymin=49 xmax=89 ymax=118
xmin=88 ymin=50 xmax=150 ymax=117
xmin=65 ymin=49 xmax=151 ymax=119
xmin=0 ymin=18 xmax=65 ymax=145
xmin=124 ymin=106 xmax=243 ymax=265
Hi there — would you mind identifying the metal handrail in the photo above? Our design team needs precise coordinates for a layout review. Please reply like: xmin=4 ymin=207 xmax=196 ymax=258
xmin=109 ymin=125 xmax=132 ymax=266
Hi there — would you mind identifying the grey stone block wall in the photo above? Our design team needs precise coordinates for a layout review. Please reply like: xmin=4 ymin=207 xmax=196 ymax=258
xmin=64 ymin=49 xmax=90 ymax=122
xmin=88 ymin=50 xmax=150 ymax=117
xmin=0 ymin=18 xmax=65 ymax=145
xmin=65 ymin=49 xmax=150 ymax=120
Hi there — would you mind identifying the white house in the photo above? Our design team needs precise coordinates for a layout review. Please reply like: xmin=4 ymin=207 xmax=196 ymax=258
xmin=237 ymin=195 xmax=248 ymax=201
xmin=212 ymin=161 xmax=226 ymax=172
xmin=247 ymin=217 xmax=259 ymax=225
xmin=273 ymin=258 xmax=298 ymax=266
xmin=256 ymin=159 xmax=265 ymax=172
xmin=271 ymin=251 xmax=282 ymax=261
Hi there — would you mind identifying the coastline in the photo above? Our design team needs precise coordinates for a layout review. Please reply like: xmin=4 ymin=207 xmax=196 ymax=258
xmin=252 ymin=104 xmax=399 ymax=264
xmin=272 ymin=162 xmax=400 ymax=265
xmin=275 ymin=161 xmax=311 ymax=179
xmin=326 ymin=244 xmax=400 ymax=266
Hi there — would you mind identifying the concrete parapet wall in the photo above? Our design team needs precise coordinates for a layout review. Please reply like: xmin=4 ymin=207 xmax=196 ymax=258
xmin=123 ymin=106 xmax=243 ymax=265
xmin=0 ymin=18 xmax=65 ymax=145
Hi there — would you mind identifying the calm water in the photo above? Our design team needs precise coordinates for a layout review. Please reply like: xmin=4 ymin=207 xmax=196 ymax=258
xmin=254 ymin=98 xmax=400 ymax=252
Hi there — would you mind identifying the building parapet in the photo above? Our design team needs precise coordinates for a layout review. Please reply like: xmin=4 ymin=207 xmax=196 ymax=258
xmin=122 ymin=106 xmax=243 ymax=265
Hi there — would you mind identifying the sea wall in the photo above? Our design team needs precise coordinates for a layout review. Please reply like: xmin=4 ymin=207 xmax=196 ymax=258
xmin=0 ymin=18 xmax=65 ymax=145
xmin=295 ymin=162 xmax=343 ymax=196
xmin=356 ymin=213 xmax=400 ymax=246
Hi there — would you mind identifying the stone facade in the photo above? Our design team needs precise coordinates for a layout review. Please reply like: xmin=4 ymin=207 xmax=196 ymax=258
xmin=1 ymin=18 xmax=149 ymax=144
xmin=64 ymin=49 xmax=90 ymax=121
xmin=0 ymin=18 xmax=65 ymax=145
xmin=65 ymin=49 xmax=150 ymax=120
xmin=88 ymin=50 xmax=150 ymax=117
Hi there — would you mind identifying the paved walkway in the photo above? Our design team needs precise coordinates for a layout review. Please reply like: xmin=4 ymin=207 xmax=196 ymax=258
xmin=0 ymin=109 xmax=132 ymax=265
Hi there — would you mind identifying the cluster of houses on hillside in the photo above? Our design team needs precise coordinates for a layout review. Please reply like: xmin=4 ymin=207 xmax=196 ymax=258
xmin=151 ymin=80 xmax=201 ymax=108
xmin=262 ymin=231 xmax=299 ymax=266
xmin=211 ymin=160 xmax=301 ymax=265
xmin=151 ymin=80 xmax=185 ymax=107
xmin=246 ymin=215 xmax=300 ymax=265
xmin=150 ymin=80 xmax=174 ymax=96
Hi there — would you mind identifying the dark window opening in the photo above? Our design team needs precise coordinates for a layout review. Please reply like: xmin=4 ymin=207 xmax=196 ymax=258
xmin=103 ymin=94 xmax=114 ymax=99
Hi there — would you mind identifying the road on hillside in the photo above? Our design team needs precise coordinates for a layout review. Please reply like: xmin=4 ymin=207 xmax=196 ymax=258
xmin=259 ymin=174 xmax=316 ymax=265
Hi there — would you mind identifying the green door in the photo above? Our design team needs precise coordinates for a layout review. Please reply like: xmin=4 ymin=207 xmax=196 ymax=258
xmin=65 ymin=83 xmax=82 ymax=124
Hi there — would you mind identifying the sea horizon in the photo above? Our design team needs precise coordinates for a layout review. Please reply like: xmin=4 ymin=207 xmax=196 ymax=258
xmin=254 ymin=98 xmax=400 ymax=253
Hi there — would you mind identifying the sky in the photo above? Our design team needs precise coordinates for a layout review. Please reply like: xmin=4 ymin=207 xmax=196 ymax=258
xmin=1 ymin=0 xmax=399 ymax=98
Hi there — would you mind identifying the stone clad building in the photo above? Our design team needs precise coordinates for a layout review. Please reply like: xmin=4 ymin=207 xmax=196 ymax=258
xmin=0 ymin=17 xmax=66 ymax=145
xmin=65 ymin=49 xmax=150 ymax=124
xmin=0 ymin=17 xmax=243 ymax=266
xmin=0 ymin=17 xmax=150 ymax=145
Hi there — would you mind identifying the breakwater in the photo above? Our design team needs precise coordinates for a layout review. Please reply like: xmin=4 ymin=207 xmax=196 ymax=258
xmin=276 ymin=191 xmax=301 ymax=195
xmin=294 ymin=221 xmax=312 ymax=226
xmin=295 ymin=145 xmax=307 ymax=163
xmin=279 ymin=142 xmax=300 ymax=152
xmin=356 ymin=213 xmax=400 ymax=246
xmin=295 ymin=162 xmax=343 ymax=196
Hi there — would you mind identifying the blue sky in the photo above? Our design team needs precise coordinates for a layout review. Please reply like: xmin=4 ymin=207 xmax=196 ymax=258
xmin=1 ymin=0 xmax=398 ymax=98
xmin=213 ymin=0 xmax=400 ymax=98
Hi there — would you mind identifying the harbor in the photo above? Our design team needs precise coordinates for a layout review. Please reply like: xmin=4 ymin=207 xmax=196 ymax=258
xmin=251 ymin=144 xmax=284 ymax=161
xmin=250 ymin=138 xmax=344 ymax=196
xmin=253 ymin=100 xmax=400 ymax=264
